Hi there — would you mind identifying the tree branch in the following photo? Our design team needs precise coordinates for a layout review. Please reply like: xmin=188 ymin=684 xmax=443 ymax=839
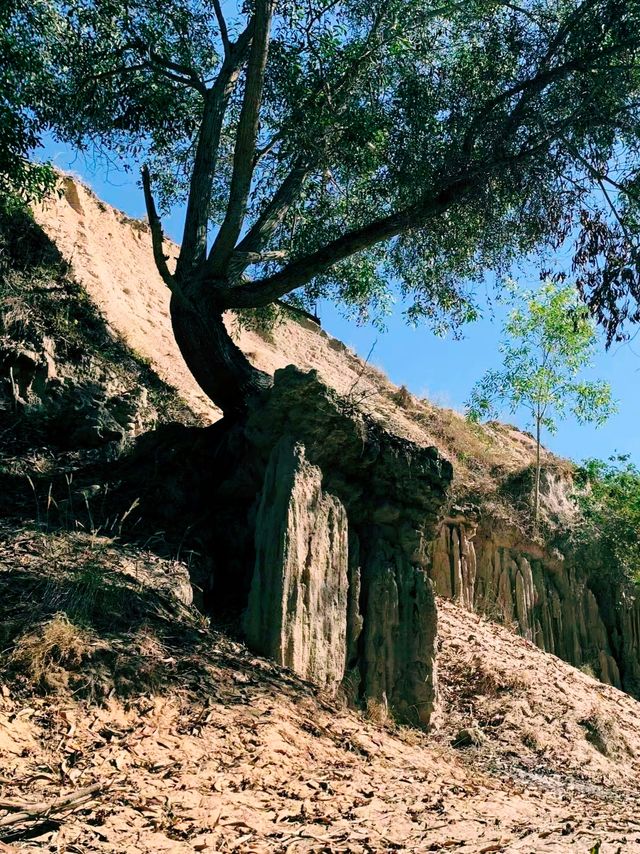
xmin=176 ymin=22 xmax=254 ymax=278
xmin=219 ymin=173 xmax=474 ymax=308
xmin=0 ymin=782 xmax=111 ymax=829
xmin=230 ymin=160 xmax=310 ymax=268
xmin=220 ymin=112 xmax=576 ymax=310
xmin=207 ymin=0 xmax=275 ymax=275
xmin=212 ymin=0 xmax=231 ymax=55
xmin=82 ymin=51 xmax=206 ymax=94
xmin=82 ymin=62 xmax=148 ymax=83
xmin=208 ymin=4 xmax=388 ymax=281
xmin=141 ymin=166 xmax=189 ymax=307
xmin=564 ymin=139 xmax=640 ymax=205
xmin=148 ymin=50 xmax=207 ymax=95
xmin=463 ymin=4 xmax=633 ymax=156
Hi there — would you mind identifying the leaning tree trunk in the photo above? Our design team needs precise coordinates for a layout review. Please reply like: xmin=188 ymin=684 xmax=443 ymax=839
xmin=170 ymin=291 xmax=272 ymax=417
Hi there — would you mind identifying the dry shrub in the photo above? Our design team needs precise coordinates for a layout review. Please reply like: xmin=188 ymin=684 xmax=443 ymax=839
xmin=391 ymin=385 xmax=413 ymax=409
xmin=462 ymin=656 xmax=523 ymax=699
xmin=441 ymin=653 xmax=526 ymax=725
xmin=8 ymin=613 xmax=97 ymax=692
xmin=579 ymin=709 xmax=616 ymax=757
xmin=579 ymin=662 xmax=597 ymax=680
xmin=0 ymin=527 xmax=218 ymax=703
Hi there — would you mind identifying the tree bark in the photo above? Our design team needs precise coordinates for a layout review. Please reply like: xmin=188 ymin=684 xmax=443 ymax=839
xmin=170 ymin=291 xmax=272 ymax=417
xmin=534 ymin=414 xmax=541 ymax=527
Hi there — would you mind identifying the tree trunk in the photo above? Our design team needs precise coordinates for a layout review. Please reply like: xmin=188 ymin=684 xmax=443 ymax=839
xmin=534 ymin=415 xmax=541 ymax=527
xmin=170 ymin=291 xmax=272 ymax=417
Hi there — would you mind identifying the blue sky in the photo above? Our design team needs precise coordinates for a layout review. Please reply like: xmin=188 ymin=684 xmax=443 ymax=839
xmin=40 ymin=138 xmax=640 ymax=466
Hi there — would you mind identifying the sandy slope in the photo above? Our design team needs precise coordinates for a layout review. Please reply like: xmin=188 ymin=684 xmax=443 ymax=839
xmin=32 ymin=175 xmax=550 ymax=492
xmin=1 ymin=528 xmax=639 ymax=853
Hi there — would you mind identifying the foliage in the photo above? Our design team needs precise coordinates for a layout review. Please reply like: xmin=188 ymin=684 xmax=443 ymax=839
xmin=29 ymin=0 xmax=640 ymax=329
xmin=570 ymin=209 xmax=640 ymax=347
xmin=574 ymin=455 xmax=640 ymax=586
xmin=467 ymin=283 xmax=616 ymax=435
xmin=466 ymin=281 xmax=616 ymax=521
xmin=0 ymin=0 xmax=58 ymax=206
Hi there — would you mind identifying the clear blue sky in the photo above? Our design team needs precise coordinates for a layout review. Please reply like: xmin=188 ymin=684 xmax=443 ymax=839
xmin=40 ymin=138 xmax=640 ymax=466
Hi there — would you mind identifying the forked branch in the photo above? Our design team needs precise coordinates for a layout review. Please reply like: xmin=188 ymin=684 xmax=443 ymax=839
xmin=177 ymin=22 xmax=254 ymax=276
xmin=141 ymin=166 xmax=188 ymax=306
xmin=220 ymin=173 xmax=474 ymax=308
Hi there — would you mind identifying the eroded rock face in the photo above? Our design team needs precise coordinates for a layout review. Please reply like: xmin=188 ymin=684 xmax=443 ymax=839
xmin=243 ymin=367 xmax=452 ymax=726
xmin=0 ymin=309 xmax=158 ymax=449
xmin=244 ymin=439 xmax=349 ymax=688
xmin=361 ymin=534 xmax=438 ymax=726
xmin=429 ymin=518 xmax=624 ymax=691
xmin=617 ymin=598 xmax=640 ymax=696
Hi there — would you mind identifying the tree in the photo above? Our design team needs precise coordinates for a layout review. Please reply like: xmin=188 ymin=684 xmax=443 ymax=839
xmin=0 ymin=0 xmax=57 ymax=207
xmin=18 ymin=0 xmax=640 ymax=414
xmin=467 ymin=282 xmax=616 ymax=524
xmin=574 ymin=455 xmax=640 ymax=586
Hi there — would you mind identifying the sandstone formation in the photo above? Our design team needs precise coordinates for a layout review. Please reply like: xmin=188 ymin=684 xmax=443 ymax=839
xmin=428 ymin=514 xmax=634 ymax=692
xmin=244 ymin=438 xmax=349 ymax=688
xmin=243 ymin=367 xmax=451 ymax=726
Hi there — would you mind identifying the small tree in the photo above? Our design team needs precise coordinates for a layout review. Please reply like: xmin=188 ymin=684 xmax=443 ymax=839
xmin=467 ymin=282 xmax=616 ymax=525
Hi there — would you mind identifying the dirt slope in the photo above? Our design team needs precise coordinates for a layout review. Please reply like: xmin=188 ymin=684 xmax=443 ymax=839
xmin=0 ymin=528 xmax=638 ymax=852
xmin=32 ymin=175 xmax=556 ymax=499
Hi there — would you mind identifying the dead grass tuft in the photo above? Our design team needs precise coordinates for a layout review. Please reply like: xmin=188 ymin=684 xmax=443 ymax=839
xmin=521 ymin=727 xmax=541 ymax=751
xmin=366 ymin=696 xmax=390 ymax=726
xmin=457 ymin=655 xmax=525 ymax=701
xmin=8 ymin=613 xmax=96 ymax=692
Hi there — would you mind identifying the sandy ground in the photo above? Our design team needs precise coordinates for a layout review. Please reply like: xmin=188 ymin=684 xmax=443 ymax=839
xmin=1 ymin=530 xmax=640 ymax=853
xmin=1 ymin=617 xmax=639 ymax=853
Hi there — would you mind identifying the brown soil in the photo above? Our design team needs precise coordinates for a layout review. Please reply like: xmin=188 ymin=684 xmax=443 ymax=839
xmin=1 ymin=528 xmax=639 ymax=853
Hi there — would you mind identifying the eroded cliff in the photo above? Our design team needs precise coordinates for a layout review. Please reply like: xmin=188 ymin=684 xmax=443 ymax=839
xmin=429 ymin=504 xmax=640 ymax=696
xmin=8 ymin=174 xmax=638 ymax=720
xmin=243 ymin=367 xmax=451 ymax=726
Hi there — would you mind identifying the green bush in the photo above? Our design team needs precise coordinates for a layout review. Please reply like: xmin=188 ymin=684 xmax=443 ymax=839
xmin=574 ymin=456 xmax=640 ymax=587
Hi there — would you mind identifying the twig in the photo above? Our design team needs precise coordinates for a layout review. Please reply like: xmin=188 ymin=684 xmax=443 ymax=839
xmin=344 ymin=339 xmax=378 ymax=402
xmin=0 ymin=782 xmax=109 ymax=829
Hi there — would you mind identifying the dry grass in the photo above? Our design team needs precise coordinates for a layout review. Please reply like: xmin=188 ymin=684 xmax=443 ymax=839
xmin=366 ymin=696 xmax=390 ymax=726
xmin=579 ymin=709 xmax=617 ymax=757
xmin=0 ymin=524 xmax=208 ymax=700
xmin=8 ymin=614 xmax=97 ymax=692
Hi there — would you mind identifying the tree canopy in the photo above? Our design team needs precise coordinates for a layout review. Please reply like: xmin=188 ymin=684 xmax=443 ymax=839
xmin=38 ymin=1 xmax=640 ymax=306
xmin=1 ymin=0 xmax=57 ymax=206
xmin=6 ymin=0 xmax=640 ymax=411
xmin=575 ymin=456 xmax=640 ymax=587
